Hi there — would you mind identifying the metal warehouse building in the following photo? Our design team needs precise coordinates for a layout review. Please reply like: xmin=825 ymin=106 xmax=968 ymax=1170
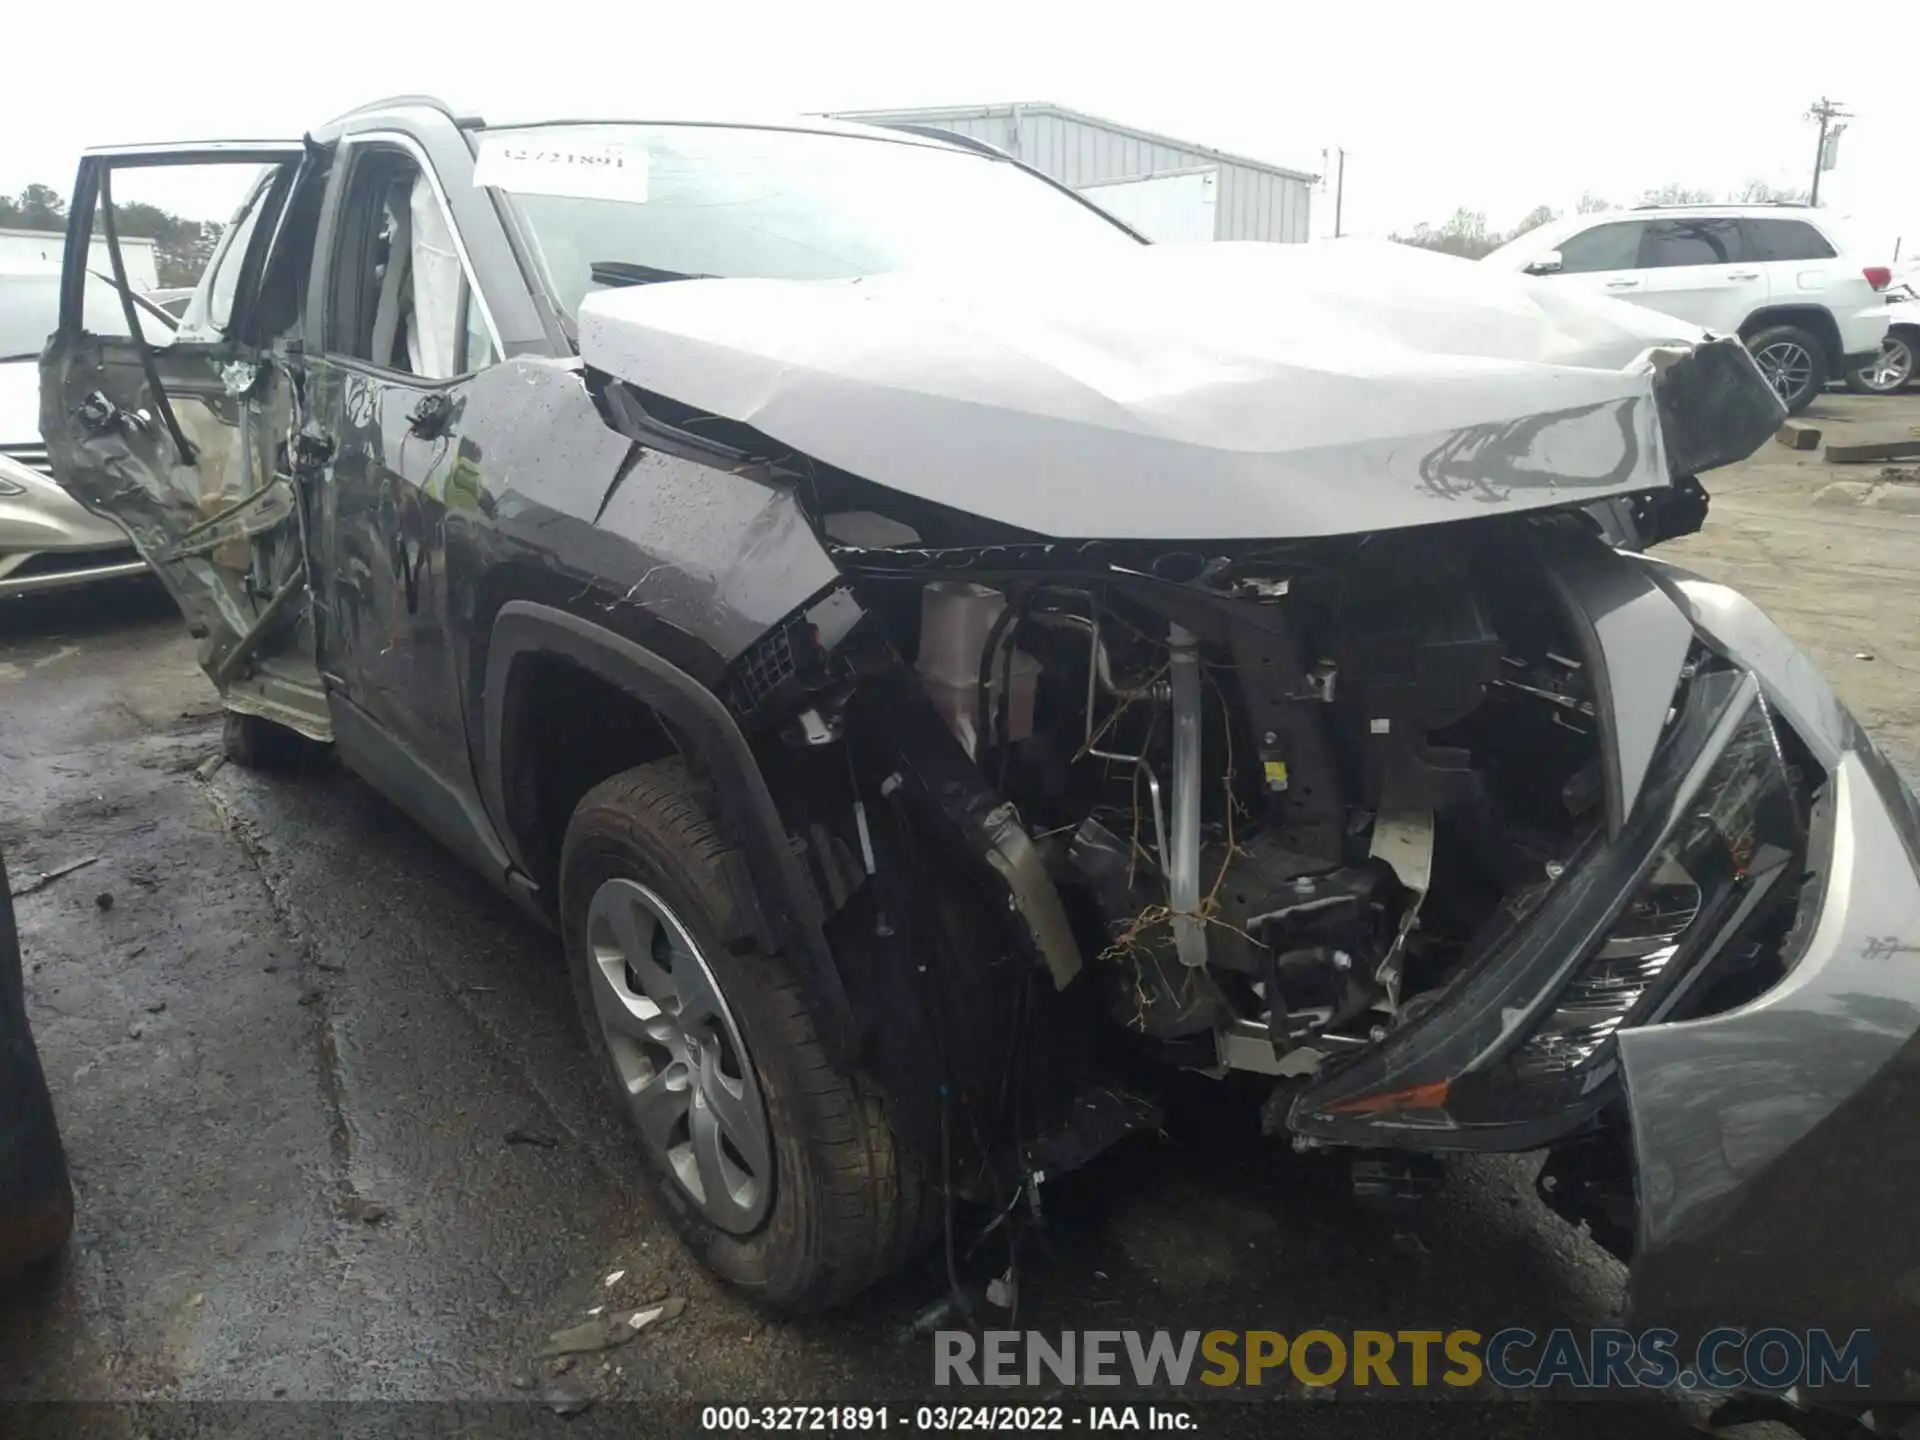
xmin=828 ymin=102 xmax=1316 ymax=244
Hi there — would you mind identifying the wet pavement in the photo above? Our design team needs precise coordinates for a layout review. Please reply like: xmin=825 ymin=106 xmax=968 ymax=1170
xmin=11 ymin=386 xmax=1920 ymax=1429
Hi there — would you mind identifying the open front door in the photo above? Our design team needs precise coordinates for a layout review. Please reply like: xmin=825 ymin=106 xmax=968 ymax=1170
xmin=39 ymin=141 xmax=332 ymax=740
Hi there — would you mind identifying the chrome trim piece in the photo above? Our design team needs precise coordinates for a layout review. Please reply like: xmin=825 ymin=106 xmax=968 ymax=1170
xmin=0 ymin=557 xmax=148 ymax=598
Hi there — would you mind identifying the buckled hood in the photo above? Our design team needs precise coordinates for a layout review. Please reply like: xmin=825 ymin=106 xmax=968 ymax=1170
xmin=577 ymin=239 xmax=1747 ymax=541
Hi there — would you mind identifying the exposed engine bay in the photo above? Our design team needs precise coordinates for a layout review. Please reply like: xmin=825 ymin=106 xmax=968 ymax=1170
xmin=882 ymin=529 xmax=1591 ymax=1047
xmin=715 ymin=498 xmax=1724 ymax=1204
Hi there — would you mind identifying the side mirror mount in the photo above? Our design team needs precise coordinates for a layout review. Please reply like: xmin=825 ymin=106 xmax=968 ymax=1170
xmin=1524 ymin=251 xmax=1564 ymax=277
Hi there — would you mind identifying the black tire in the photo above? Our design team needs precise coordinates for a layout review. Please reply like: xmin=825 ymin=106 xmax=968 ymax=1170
xmin=1744 ymin=324 xmax=1828 ymax=415
xmin=221 ymin=710 xmax=315 ymax=770
xmin=560 ymin=759 xmax=933 ymax=1311
xmin=1842 ymin=329 xmax=1917 ymax=395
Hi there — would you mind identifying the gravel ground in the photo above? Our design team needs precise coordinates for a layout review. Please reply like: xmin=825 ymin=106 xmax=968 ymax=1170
xmin=5 ymin=389 xmax=1916 ymax=1434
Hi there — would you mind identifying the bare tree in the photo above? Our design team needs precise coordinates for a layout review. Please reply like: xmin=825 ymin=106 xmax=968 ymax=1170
xmin=1577 ymin=192 xmax=1614 ymax=214
xmin=1389 ymin=208 xmax=1491 ymax=258
xmin=1391 ymin=204 xmax=1555 ymax=260
xmin=1509 ymin=205 xmax=1559 ymax=238
xmin=1639 ymin=182 xmax=1716 ymax=206
xmin=1733 ymin=177 xmax=1812 ymax=205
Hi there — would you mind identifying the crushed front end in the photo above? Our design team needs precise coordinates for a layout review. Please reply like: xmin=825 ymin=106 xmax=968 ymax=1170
xmin=579 ymin=240 xmax=1920 ymax=1382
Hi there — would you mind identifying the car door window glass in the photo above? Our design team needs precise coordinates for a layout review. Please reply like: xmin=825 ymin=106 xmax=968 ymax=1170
xmin=1747 ymin=218 xmax=1837 ymax=263
xmin=461 ymin=282 xmax=497 ymax=372
xmin=332 ymin=147 xmax=472 ymax=381
xmin=247 ymin=155 xmax=330 ymax=346
xmin=1640 ymin=218 xmax=1745 ymax=269
xmin=206 ymin=174 xmax=276 ymax=333
xmin=1555 ymin=222 xmax=1647 ymax=275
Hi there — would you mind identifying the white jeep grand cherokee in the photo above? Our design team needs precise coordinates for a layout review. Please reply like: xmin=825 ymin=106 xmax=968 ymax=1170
xmin=1484 ymin=205 xmax=1893 ymax=415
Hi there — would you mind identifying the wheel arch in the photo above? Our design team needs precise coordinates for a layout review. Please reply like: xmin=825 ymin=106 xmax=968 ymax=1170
xmin=482 ymin=600 xmax=857 ymax=1066
xmin=1739 ymin=306 xmax=1844 ymax=366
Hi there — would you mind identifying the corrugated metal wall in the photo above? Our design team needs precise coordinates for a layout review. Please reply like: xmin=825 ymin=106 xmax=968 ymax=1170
xmin=833 ymin=106 xmax=1312 ymax=243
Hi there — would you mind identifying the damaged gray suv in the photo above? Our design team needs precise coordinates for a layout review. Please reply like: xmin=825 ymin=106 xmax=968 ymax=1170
xmin=42 ymin=100 xmax=1920 ymax=1372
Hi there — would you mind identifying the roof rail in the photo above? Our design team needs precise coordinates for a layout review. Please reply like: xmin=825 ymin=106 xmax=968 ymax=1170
xmin=1630 ymin=199 xmax=1811 ymax=211
xmin=323 ymin=94 xmax=483 ymax=128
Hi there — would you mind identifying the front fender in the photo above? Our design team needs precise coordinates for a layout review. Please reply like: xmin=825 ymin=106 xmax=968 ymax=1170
xmin=482 ymin=601 xmax=858 ymax=1068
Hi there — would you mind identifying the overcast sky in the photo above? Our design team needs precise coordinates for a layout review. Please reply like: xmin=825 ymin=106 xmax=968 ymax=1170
xmin=4 ymin=0 xmax=1913 ymax=252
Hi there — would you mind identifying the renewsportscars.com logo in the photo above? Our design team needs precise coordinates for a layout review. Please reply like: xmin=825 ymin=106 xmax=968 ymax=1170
xmin=933 ymin=1328 xmax=1875 ymax=1392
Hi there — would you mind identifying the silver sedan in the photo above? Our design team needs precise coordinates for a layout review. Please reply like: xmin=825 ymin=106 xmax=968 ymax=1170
xmin=1 ymin=266 xmax=167 ymax=597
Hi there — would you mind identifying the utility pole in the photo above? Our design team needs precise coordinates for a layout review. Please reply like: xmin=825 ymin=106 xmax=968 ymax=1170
xmin=1807 ymin=98 xmax=1849 ymax=206
xmin=1334 ymin=147 xmax=1346 ymax=238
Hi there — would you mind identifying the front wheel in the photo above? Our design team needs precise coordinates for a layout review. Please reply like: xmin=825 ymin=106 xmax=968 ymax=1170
xmin=1746 ymin=325 xmax=1828 ymax=415
xmin=560 ymin=759 xmax=933 ymax=1311
xmin=1843 ymin=330 xmax=1917 ymax=395
xmin=221 ymin=710 xmax=319 ymax=770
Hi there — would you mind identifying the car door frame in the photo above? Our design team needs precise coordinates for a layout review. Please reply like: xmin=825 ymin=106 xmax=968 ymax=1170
xmin=1539 ymin=217 xmax=1652 ymax=303
xmin=41 ymin=140 xmax=333 ymax=740
xmin=1633 ymin=215 xmax=1759 ymax=330
xmin=297 ymin=120 xmax=528 ymax=885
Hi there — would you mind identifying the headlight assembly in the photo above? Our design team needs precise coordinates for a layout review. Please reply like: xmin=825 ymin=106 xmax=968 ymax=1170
xmin=1292 ymin=662 xmax=1814 ymax=1147
xmin=1513 ymin=692 xmax=1803 ymax=1081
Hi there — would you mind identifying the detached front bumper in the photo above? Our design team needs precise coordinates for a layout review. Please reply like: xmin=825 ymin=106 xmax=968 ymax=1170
xmin=1283 ymin=542 xmax=1920 ymax=1384
xmin=1619 ymin=566 xmax=1920 ymax=1389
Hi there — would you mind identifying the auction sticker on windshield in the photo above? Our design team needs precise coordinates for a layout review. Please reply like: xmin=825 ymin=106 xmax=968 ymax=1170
xmin=473 ymin=133 xmax=649 ymax=203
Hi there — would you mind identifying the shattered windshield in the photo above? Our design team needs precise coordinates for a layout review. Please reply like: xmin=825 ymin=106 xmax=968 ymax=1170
xmin=474 ymin=122 xmax=1141 ymax=321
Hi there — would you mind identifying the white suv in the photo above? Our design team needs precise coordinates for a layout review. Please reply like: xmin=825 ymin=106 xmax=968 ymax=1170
xmin=1484 ymin=205 xmax=1893 ymax=414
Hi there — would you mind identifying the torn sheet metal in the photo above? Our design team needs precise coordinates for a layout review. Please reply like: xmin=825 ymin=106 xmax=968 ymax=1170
xmin=1543 ymin=537 xmax=1698 ymax=835
xmin=577 ymin=239 xmax=1762 ymax=542
xmin=39 ymin=332 xmax=322 ymax=731
xmin=1369 ymin=807 xmax=1434 ymax=1010
xmin=1369 ymin=809 xmax=1435 ymax=894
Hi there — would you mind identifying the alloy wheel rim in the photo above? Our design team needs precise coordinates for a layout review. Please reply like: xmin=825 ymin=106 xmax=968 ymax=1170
xmin=585 ymin=878 xmax=772 ymax=1233
xmin=1860 ymin=339 xmax=1914 ymax=391
xmin=1755 ymin=341 xmax=1814 ymax=402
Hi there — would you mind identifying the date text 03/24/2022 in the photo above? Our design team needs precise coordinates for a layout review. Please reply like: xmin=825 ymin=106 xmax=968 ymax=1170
xmin=701 ymin=1405 xmax=1197 ymax=1432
